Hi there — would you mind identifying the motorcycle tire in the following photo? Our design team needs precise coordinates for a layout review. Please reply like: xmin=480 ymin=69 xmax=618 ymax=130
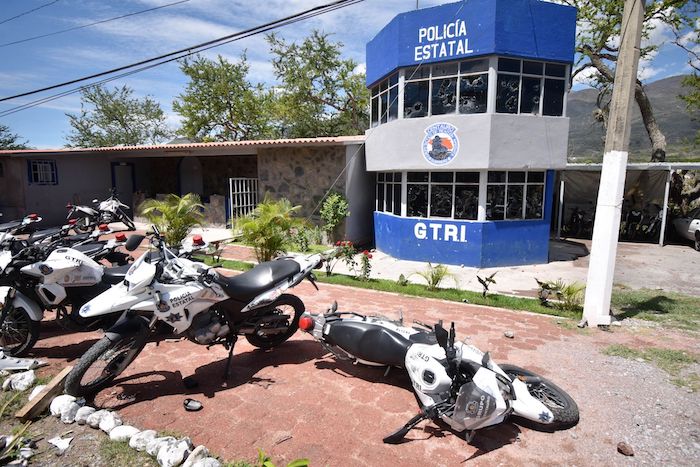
xmin=74 ymin=216 xmax=93 ymax=234
xmin=695 ymin=233 xmax=700 ymax=252
xmin=500 ymin=364 xmax=579 ymax=430
xmin=245 ymin=294 xmax=303 ymax=350
xmin=64 ymin=328 xmax=148 ymax=397
xmin=0 ymin=306 xmax=40 ymax=357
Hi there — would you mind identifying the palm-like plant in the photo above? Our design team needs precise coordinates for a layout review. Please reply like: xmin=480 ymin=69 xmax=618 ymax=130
xmin=139 ymin=193 xmax=205 ymax=247
xmin=236 ymin=194 xmax=304 ymax=262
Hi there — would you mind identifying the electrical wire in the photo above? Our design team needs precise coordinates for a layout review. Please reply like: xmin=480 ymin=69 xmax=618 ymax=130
xmin=0 ymin=0 xmax=363 ymax=103
xmin=0 ymin=0 xmax=364 ymax=117
xmin=0 ymin=0 xmax=191 ymax=48
xmin=0 ymin=0 xmax=60 ymax=26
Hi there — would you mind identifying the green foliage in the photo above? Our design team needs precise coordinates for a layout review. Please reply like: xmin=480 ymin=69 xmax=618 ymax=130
xmin=396 ymin=273 xmax=408 ymax=287
xmin=236 ymin=195 xmax=303 ymax=262
xmin=256 ymin=449 xmax=309 ymax=467
xmin=267 ymin=30 xmax=369 ymax=137
xmin=604 ymin=344 xmax=699 ymax=391
xmin=0 ymin=124 xmax=29 ymax=149
xmin=359 ymin=250 xmax=372 ymax=281
xmin=610 ymin=288 xmax=700 ymax=330
xmin=412 ymin=263 xmax=456 ymax=291
xmin=476 ymin=272 xmax=497 ymax=298
xmin=100 ymin=437 xmax=156 ymax=466
xmin=680 ymin=73 xmax=700 ymax=144
xmin=66 ymin=84 xmax=171 ymax=147
xmin=173 ymin=54 xmax=278 ymax=142
xmin=320 ymin=192 xmax=350 ymax=241
xmin=536 ymin=278 xmax=585 ymax=312
xmin=139 ymin=193 xmax=205 ymax=247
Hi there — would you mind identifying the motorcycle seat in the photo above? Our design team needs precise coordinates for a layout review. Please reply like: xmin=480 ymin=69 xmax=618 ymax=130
xmin=325 ymin=320 xmax=412 ymax=367
xmin=102 ymin=263 xmax=131 ymax=285
xmin=65 ymin=233 xmax=92 ymax=243
xmin=0 ymin=221 xmax=22 ymax=232
xmin=212 ymin=260 xmax=301 ymax=302
xmin=72 ymin=242 xmax=104 ymax=257
xmin=27 ymin=227 xmax=62 ymax=244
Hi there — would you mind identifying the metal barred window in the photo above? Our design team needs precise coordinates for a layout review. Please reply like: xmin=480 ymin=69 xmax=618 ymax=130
xmin=28 ymin=160 xmax=58 ymax=185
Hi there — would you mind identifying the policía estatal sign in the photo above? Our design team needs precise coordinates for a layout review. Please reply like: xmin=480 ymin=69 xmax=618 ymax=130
xmin=414 ymin=19 xmax=474 ymax=61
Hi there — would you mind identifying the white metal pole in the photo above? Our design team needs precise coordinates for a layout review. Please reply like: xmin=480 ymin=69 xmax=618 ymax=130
xmin=582 ymin=0 xmax=645 ymax=328
xmin=557 ymin=178 xmax=565 ymax=239
xmin=659 ymin=169 xmax=671 ymax=246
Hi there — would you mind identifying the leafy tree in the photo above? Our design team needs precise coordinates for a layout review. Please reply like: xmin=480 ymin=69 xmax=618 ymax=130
xmin=236 ymin=194 xmax=305 ymax=262
xmin=674 ymin=16 xmax=699 ymax=143
xmin=562 ymin=0 xmax=698 ymax=161
xmin=173 ymin=54 xmax=278 ymax=141
xmin=267 ymin=30 xmax=369 ymax=138
xmin=66 ymin=85 xmax=171 ymax=147
xmin=139 ymin=193 xmax=205 ymax=247
xmin=0 ymin=124 xmax=29 ymax=149
xmin=319 ymin=191 xmax=349 ymax=242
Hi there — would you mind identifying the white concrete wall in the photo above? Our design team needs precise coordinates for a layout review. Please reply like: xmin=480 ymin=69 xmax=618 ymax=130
xmin=365 ymin=113 xmax=569 ymax=171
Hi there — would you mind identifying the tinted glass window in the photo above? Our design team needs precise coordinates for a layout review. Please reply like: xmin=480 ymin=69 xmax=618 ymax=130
xmin=404 ymin=81 xmax=429 ymax=118
xmin=519 ymin=77 xmax=541 ymax=115
xmin=496 ymin=74 xmax=519 ymax=114
xmin=407 ymin=184 xmax=428 ymax=217
xmin=431 ymin=77 xmax=457 ymax=115
xmin=459 ymin=74 xmax=488 ymax=114
xmin=430 ymin=185 xmax=453 ymax=217
xmin=543 ymin=78 xmax=565 ymax=116
xmin=498 ymin=58 xmax=520 ymax=72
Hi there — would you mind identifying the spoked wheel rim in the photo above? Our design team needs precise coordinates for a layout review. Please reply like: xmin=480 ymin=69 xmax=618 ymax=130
xmin=0 ymin=308 xmax=33 ymax=351
xmin=524 ymin=379 xmax=568 ymax=410
xmin=79 ymin=336 xmax=140 ymax=389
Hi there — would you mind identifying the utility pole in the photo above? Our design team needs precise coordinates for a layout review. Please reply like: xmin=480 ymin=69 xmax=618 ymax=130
xmin=582 ymin=0 xmax=645 ymax=327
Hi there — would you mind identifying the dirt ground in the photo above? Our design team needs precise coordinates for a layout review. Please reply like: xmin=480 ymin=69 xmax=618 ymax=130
xmin=3 ymin=281 xmax=698 ymax=466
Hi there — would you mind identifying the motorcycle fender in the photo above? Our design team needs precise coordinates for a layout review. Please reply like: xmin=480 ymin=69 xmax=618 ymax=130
xmin=105 ymin=313 xmax=149 ymax=342
xmin=510 ymin=378 xmax=554 ymax=424
xmin=0 ymin=287 xmax=43 ymax=322
xmin=79 ymin=283 xmax=150 ymax=318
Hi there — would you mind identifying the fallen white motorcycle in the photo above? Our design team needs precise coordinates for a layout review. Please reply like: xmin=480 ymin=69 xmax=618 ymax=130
xmin=299 ymin=305 xmax=579 ymax=443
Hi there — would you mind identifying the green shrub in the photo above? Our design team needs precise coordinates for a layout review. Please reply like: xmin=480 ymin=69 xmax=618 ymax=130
xmin=320 ymin=192 xmax=349 ymax=242
xmin=536 ymin=278 xmax=585 ymax=311
xmin=412 ymin=263 xmax=455 ymax=291
xmin=139 ymin=193 xmax=204 ymax=247
xmin=236 ymin=194 xmax=304 ymax=262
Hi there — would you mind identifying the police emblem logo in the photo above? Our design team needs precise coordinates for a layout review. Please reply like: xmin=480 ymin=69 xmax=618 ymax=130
xmin=422 ymin=122 xmax=459 ymax=165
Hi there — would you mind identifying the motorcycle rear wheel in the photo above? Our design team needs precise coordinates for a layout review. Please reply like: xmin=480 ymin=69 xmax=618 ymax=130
xmin=245 ymin=294 xmax=303 ymax=350
xmin=500 ymin=364 xmax=579 ymax=430
xmin=0 ymin=306 xmax=40 ymax=357
xmin=64 ymin=330 xmax=147 ymax=397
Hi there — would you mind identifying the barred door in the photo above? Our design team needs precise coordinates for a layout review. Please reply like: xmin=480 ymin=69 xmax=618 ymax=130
xmin=229 ymin=177 xmax=259 ymax=222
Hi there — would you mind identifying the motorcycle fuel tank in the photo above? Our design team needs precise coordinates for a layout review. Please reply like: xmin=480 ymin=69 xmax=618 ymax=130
xmin=22 ymin=247 xmax=102 ymax=286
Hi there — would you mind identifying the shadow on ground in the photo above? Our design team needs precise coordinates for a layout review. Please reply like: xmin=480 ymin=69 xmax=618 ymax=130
xmin=548 ymin=239 xmax=590 ymax=262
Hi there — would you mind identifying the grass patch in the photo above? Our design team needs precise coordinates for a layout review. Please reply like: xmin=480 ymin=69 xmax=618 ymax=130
xmin=611 ymin=288 xmax=700 ymax=331
xmin=603 ymin=344 xmax=699 ymax=391
xmin=100 ymin=438 xmax=156 ymax=466
xmin=199 ymin=256 xmax=579 ymax=319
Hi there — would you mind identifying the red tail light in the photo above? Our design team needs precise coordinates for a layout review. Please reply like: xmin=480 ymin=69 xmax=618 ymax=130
xmin=115 ymin=233 xmax=127 ymax=242
xmin=66 ymin=203 xmax=73 ymax=209
xmin=28 ymin=213 xmax=38 ymax=220
xmin=192 ymin=234 xmax=204 ymax=246
xmin=98 ymin=223 xmax=109 ymax=231
xmin=299 ymin=315 xmax=315 ymax=332
xmin=68 ymin=219 xmax=77 ymax=225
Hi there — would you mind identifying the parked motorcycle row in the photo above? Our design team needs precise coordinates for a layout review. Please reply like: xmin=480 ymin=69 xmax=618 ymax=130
xmin=563 ymin=202 xmax=665 ymax=241
xmin=0 ymin=199 xmax=579 ymax=445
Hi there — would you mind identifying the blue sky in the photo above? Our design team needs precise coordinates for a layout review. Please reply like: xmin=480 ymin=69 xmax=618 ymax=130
xmin=0 ymin=0 xmax=695 ymax=149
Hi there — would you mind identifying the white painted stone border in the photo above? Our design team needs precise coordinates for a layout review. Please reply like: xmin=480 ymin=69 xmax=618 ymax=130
xmin=46 ymin=394 xmax=222 ymax=467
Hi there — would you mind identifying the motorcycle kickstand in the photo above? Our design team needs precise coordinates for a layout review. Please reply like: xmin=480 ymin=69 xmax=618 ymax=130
xmin=222 ymin=335 xmax=238 ymax=380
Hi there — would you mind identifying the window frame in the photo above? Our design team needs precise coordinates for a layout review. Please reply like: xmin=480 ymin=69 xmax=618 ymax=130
xmin=486 ymin=170 xmax=546 ymax=221
xmin=495 ymin=58 xmax=568 ymax=117
xmin=28 ymin=159 xmax=58 ymax=185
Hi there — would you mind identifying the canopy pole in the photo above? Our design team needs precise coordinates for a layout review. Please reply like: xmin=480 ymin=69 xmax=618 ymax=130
xmin=659 ymin=169 xmax=671 ymax=246
xmin=557 ymin=178 xmax=565 ymax=239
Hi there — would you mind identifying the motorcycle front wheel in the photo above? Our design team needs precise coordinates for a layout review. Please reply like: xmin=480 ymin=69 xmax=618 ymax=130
xmin=74 ymin=216 xmax=93 ymax=234
xmin=500 ymin=364 xmax=579 ymax=430
xmin=64 ymin=330 xmax=147 ymax=397
xmin=0 ymin=306 xmax=40 ymax=357
xmin=245 ymin=294 xmax=303 ymax=350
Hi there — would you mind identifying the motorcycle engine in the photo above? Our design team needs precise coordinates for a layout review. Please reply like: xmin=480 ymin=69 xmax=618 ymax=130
xmin=186 ymin=310 xmax=230 ymax=345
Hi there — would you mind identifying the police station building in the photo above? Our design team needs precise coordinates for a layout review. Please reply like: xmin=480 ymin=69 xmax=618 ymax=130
xmin=364 ymin=0 xmax=576 ymax=267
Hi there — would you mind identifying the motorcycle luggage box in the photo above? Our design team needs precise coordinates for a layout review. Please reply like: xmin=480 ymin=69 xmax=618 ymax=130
xmin=325 ymin=320 xmax=411 ymax=367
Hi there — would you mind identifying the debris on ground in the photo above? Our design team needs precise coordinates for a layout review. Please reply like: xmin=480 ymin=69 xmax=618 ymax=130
xmin=504 ymin=330 xmax=515 ymax=339
xmin=2 ymin=370 xmax=36 ymax=391
xmin=47 ymin=435 xmax=73 ymax=455
xmin=0 ymin=352 xmax=46 ymax=371
xmin=617 ymin=441 xmax=635 ymax=456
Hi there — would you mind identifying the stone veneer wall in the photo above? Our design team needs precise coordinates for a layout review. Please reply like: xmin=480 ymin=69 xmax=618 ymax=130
xmin=200 ymin=155 xmax=257 ymax=197
xmin=257 ymin=146 xmax=347 ymax=219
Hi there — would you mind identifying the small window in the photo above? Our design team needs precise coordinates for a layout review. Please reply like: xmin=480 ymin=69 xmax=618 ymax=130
xmin=545 ymin=63 xmax=566 ymax=77
xmin=376 ymin=172 xmax=401 ymax=214
xmin=498 ymin=58 xmax=520 ymax=73
xmin=431 ymin=77 xmax=457 ymax=115
xmin=543 ymin=78 xmax=565 ymax=116
xmin=523 ymin=61 xmax=543 ymax=75
xmin=28 ymin=160 xmax=58 ymax=185
xmin=459 ymin=74 xmax=488 ymax=114
xmin=460 ymin=59 xmax=488 ymax=74
xmin=404 ymin=81 xmax=429 ymax=118
xmin=519 ymin=77 xmax=541 ymax=115
xmin=496 ymin=74 xmax=520 ymax=114
xmin=406 ymin=66 xmax=430 ymax=81
xmin=432 ymin=63 xmax=458 ymax=77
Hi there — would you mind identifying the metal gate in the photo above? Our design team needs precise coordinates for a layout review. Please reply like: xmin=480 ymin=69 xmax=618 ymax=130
xmin=228 ymin=177 xmax=259 ymax=222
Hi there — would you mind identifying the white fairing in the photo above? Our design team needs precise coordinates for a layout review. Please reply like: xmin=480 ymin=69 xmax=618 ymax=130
xmin=22 ymin=247 xmax=102 ymax=287
xmin=0 ymin=250 xmax=11 ymax=273
xmin=76 ymin=206 xmax=98 ymax=216
xmin=0 ymin=286 xmax=44 ymax=321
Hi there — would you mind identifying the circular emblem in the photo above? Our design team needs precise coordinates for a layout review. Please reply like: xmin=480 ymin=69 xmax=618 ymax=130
xmin=422 ymin=122 xmax=459 ymax=165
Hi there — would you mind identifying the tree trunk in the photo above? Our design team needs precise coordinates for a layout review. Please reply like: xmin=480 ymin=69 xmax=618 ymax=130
xmin=634 ymin=82 xmax=667 ymax=162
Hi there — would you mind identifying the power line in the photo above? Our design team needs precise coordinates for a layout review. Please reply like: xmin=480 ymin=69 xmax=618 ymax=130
xmin=0 ymin=0 xmax=61 ymax=26
xmin=0 ymin=0 xmax=364 ymax=117
xmin=0 ymin=0 xmax=362 ymax=103
xmin=0 ymin=0 xmax=191 ymax=48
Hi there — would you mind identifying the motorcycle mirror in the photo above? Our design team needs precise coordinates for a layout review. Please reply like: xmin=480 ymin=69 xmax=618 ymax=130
xmin=124 ymin=234 xmax=145 ymax=252
xmin=434 ymin=321 xmax=449 ymax=350
xmin=92 ymin=199 xmax=99 ymax=203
